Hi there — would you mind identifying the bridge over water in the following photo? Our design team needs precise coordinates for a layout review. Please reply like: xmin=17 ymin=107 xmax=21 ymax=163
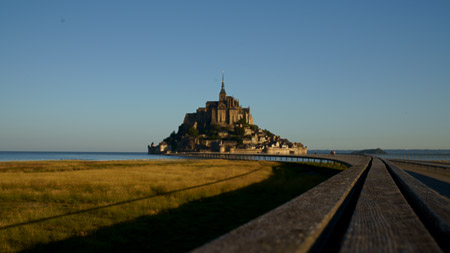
xmin=173 ymin=153 xmax=449 ymax=252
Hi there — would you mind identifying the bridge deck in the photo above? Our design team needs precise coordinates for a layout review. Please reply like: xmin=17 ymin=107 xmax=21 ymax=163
xmin=391 ymin=160 xmax=450 ymax=183
xmin=385 ymin=159 xmax=450 ymax=252
xmin=341 ymin=158 xmax=441 ymax=252
xmin=185 ymin=153 xmax=450 ymax=252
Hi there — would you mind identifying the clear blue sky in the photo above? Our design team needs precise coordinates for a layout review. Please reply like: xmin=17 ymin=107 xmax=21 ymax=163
xmin=1 ymin=1 xmax=449 ymax=152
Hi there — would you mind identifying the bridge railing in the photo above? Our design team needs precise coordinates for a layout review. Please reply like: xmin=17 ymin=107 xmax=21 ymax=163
xmin=170 ymin=152 xmax=353 ymax=167
xmin=190 ymin=154 xmax=371 ymax=252
xmin=374 ymin=153 xmax=450 ymax=162
xmin=181 ymin=153 xmax=449 ymax=252
xmin=383 ymin=159 xmax=450 ymax=251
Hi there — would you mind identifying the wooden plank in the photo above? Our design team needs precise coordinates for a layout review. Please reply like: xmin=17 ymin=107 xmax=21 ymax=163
xmin=384 ymin=159 xmax=450 ymax=251
xmin=391 ymin=159 xmax=450 ymax=170
xmin=192 ymin=156 xmax=371 ymax=253
xmin=341 ymin=158 xmax=442 ymax=252
xmin=390 ymin=160 xmax=450 ymax=183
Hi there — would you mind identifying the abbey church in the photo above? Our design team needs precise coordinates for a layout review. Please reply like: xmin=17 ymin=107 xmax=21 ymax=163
xmin=183 ymin=73 xmax=253 ymax=128
xmin=148 ymin=73 xmax=307 ymax=155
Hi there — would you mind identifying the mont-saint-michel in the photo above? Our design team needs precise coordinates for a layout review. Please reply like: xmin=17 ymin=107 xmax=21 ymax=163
xmin=148 ymin=74 xmax=307 ymax=155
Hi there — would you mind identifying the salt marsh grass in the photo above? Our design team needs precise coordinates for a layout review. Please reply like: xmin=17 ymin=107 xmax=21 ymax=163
xmin=0 ymin=159 xmax=344 ymax=252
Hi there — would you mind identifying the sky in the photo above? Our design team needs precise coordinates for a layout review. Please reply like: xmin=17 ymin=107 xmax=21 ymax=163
xmin=1 ymin=1 xmax=449 ymax=152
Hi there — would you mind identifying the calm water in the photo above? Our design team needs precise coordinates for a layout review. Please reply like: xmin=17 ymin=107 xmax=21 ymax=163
xmin=1 ymin=150 xmax=449 ymax=162
xmin=0 ymin=152 xmax=183 ymax=162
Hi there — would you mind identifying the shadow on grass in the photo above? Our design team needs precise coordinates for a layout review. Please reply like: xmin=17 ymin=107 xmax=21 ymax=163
xmin=1 ymin=167 xmax=264 ymax=231
xmin=22 ymin=163 xmax=341 ymax=253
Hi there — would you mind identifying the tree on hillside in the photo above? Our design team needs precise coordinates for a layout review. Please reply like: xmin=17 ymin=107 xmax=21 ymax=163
xmin=188 ymin=126 xmax=199 ymax=137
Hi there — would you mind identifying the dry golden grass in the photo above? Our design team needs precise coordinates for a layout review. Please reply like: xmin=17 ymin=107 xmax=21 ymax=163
xmin=0 ymin=159 xmax=275 ymax=252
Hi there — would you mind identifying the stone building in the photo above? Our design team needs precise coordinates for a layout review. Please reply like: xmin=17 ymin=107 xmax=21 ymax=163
xmin=148 ymin=73 xmax=307 ymax=155
xmin=183 ymin=73 xmax=253 ymax=128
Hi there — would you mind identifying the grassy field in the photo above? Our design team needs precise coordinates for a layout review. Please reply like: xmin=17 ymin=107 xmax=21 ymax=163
xmin=0 ymin=159 xmax=346 ymax=252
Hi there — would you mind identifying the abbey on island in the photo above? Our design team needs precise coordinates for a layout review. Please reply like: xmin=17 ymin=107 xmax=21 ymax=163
xmin=148 ymin=73 xmax=307 ymax=155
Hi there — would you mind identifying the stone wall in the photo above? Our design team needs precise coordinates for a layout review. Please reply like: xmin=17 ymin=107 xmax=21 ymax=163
xmin=264 ymin=146 xmax=308 ymax=155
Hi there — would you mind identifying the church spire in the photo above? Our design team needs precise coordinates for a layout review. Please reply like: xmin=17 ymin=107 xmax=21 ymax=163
xmin=219 ymin=70 xmax=226 ymax=101
xmin=222 ymin=70 xmax=225 ymax=89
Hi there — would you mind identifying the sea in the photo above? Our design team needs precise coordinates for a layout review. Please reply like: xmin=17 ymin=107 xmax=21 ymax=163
xmin=0 ymin=151 xmax=184 ymax=162
xmin=0 ymin=150 xmax=449 ymax=162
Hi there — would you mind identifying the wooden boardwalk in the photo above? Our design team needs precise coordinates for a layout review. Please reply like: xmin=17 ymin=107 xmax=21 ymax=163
xmin=341 ymin=158 xmax=441 ymax=252
xmin=185 ymin=154 xmax=450 ymax=253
